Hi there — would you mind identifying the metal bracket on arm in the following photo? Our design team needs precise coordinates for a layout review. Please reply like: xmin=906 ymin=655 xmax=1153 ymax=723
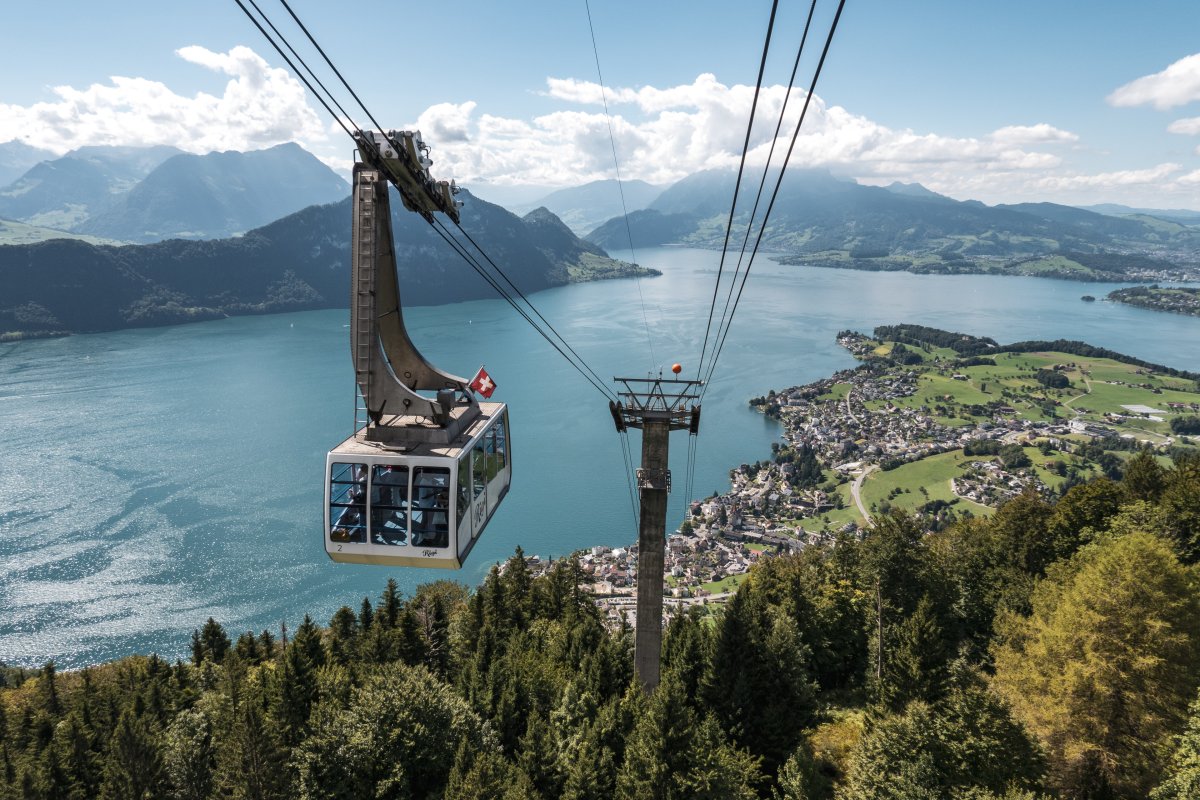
xmin=351 ymin=164 xmax=478 ymax=435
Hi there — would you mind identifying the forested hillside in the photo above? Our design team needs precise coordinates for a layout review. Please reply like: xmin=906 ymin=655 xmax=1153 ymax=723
xmin=3 ymin=451 xmax=1200 ymax=798
xmin=0 ymin=191 xmax=650 ymax=338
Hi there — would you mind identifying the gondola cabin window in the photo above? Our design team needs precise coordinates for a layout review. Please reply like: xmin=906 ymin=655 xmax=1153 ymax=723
xmin=329 ymin=462 xmax=368 ymax=543
xmin=488 ymin=418 xmax=506 ymax=469
xmin=370 ymin=464 xmax=409 ymax=545
xmin=411 ymin=467 xmax=451 ymax=549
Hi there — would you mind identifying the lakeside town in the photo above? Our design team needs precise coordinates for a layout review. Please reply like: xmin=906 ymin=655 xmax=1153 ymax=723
xmin=515 ymin=325 xmax=1200 ymax=622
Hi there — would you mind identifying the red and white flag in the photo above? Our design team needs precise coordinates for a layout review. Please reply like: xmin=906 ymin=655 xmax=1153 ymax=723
xmin=469 ymin=366 xmax=496 ymax=398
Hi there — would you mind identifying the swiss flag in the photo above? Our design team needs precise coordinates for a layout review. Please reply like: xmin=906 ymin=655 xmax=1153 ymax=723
xmin=469 ymin=366 xmax=496 ymax=398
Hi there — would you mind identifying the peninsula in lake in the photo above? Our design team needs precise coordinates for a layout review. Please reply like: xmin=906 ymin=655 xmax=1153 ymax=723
xmin=1107 ymin=285 xmax=1200 ymax=317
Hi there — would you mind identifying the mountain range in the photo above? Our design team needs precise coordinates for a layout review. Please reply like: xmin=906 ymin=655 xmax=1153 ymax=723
xmin=0 ymin=189 xmax=649 ymax=337
xmin=585 ymin=169 xmax=1200 ymax=280
xmin=0 ymin=143 xmax=348 ymax=242
xmin=6 ymin=138 xmax=1200 ymax=339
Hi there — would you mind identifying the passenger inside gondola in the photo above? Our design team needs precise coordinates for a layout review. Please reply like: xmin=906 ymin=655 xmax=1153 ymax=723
xmin=411 ymin=467 xmax=450 ymax=548
xmin=371 ymin=464 xmax=408 ymax=545
xmin=329 ymin=462 xmax=368 ymax=543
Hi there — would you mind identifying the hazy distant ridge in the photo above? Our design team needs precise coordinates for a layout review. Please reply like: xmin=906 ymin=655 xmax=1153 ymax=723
xmin=0 ymin=143 xmax=348 ymax=243
xmin=585 ymin=168 xmax=1200 ymax=278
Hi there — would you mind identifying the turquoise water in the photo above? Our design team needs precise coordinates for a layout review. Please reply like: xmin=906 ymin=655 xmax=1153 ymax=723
xmin=2 ymin=247 xmax=1198 ymax=667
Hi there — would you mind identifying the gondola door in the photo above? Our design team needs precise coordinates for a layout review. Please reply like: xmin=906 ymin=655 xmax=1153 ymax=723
xmin=469 ymin=443 xmax=489 ymax=540
xmin=456 ymin=455 xmax=473 ymax=559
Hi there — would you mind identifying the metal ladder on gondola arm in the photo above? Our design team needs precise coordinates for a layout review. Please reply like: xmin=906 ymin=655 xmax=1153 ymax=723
xmin=347 ymin=130 xmax=480 ymax=444
xmin=352 ymin=174 xmax=376 ymax=434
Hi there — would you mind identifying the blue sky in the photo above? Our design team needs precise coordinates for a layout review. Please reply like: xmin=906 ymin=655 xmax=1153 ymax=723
xmin=3 ymin=0 xmax=1200 ymax=208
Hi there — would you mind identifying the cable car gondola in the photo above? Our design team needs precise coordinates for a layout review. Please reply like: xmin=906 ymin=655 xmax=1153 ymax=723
xmin=324 ymin=130 xmax=510 ymax=569
xmin=325 ymin=402 xmax=510 ymax=568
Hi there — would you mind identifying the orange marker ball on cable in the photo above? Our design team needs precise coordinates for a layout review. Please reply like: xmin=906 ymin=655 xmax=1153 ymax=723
xmin=671 ymin=363 xmax=682 ymax=374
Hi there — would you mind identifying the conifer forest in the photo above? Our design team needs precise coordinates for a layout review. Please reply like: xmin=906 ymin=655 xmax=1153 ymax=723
xmin=4 ymin=451 xmax=1200 ymax=799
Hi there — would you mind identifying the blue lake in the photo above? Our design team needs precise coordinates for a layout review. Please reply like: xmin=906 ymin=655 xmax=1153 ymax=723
xmin=1 ymin=247 xmax=1198 ymax=667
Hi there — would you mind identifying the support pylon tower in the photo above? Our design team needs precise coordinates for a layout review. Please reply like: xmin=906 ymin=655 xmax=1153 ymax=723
xmin=610 ymin=372 xmax=701 ymax=692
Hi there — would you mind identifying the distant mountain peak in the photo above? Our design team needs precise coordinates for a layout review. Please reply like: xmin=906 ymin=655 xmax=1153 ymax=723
xmin=882 ymin=181 xmax=946 ymax=200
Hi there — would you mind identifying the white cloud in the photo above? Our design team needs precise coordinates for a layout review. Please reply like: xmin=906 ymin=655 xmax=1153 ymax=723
xmin=1177 ymin=168 xmax=1200 ymax=185
xmin=416 ymin=101 xmax=476 ymax=144
xmin=2 ymin=53 xmax=1193 ymax=208
xmin=989 ymin=124 xmax=1079 ymax=145
xmin=425 ymin=75 xmax=1092 ymax=203
xmin=1168 ymin=116 xmax=1200 ymax=135
xmin=1028 ymin=163 xmax=1183 ymax=192
xmin=0 ymin=45 xmax=327 ymax=156
xmin=1108 ymin=53 xmax=1200 ymax=110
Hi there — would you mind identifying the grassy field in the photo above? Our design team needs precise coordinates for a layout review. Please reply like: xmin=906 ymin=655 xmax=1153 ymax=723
xmin=0 ymin=219 xmax=124 ymax=246
xmin=701 ymin=573 xmax=748 ymax=595
xmin=1013 ymin=255 xmax=1098 ymax=278
xmin=859 ymin=450 xmax=993 ymax=517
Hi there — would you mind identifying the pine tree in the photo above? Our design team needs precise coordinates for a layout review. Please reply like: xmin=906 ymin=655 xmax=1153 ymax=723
xmin=702 ymin=582 xmax=817 ymax=775
xmin=987 ymin=489 xmax=1056 ymax=575
xmin=36 ymin=663 xmax=60 ymax=718
xmin=676 ymin=715 xmax=760 ymax=800
xmin=661 ymin=608 xmax=709 ymax=708
xmin=878 ymin=595 xmax=949 ymax=711
xmin=358 ymin=596 xmax=374 ymax=632
xmin=52 ymin=714 xmax=97 ymax=800
xmin=378 ymin=578 xmax=402 ymax=629
xmin=445 ymin=736 xmax=538 ymax=800
xmin=773 ymin=744 xmax=823 ymax=800
xmin=615 ymin=678 xmax=687 ymax=800
xmin=617 ymin=678 xmax=758 ymax=800
xmin=234 ymin=631 xmax=261 ymax=664
xmin=327 ymin=606 xmax=359 ymax=667
xmin=38 ymin=746 xmax=72 ymax=800
xmin=98 ymin=709 xmax=166 ymax=800
xmin=1124 ymin=449 xmax=1167 ymax=502
xmin=192 ymin=618 xmax=231 ymax=665
xmin=216 ymin=675 xmax=288 ymax=800
xmin=516 ymin=708 xmax=561 ymax=798
xmin=273 ymin=638 xmax=319 ymax=749
xmin=293 ymin=615 xmax=326 ymax=671
xmin=256 ymin=628 xmax=276 ymax=659
xmin=559 ymin=693 xmax=633 ymax=800
xmin=1160 ymin=454 xmax=1200 ymax=563
xmin=840 ymin=702 xmax=952 ymax=800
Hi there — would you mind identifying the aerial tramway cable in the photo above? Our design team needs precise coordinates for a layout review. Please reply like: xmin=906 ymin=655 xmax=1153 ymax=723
xmin=694 ymin=0 xmax=780 ymax=384
xmin=704 ymin=0 xmax=820 ymax=390
xmin=274 ymin=0 xmax=395 ymax=152
xmin=232 ymin=0 xmax=356 ymax=141
xmin=242 ymin=0 xmax=363 ymax=136
xmin=428 ymin=217 xmax=618 ymax=402
xmin=701 ymin=0 xmax=847 ymax=397
xmin=233 ymin=0 xmax=621 ymax=406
